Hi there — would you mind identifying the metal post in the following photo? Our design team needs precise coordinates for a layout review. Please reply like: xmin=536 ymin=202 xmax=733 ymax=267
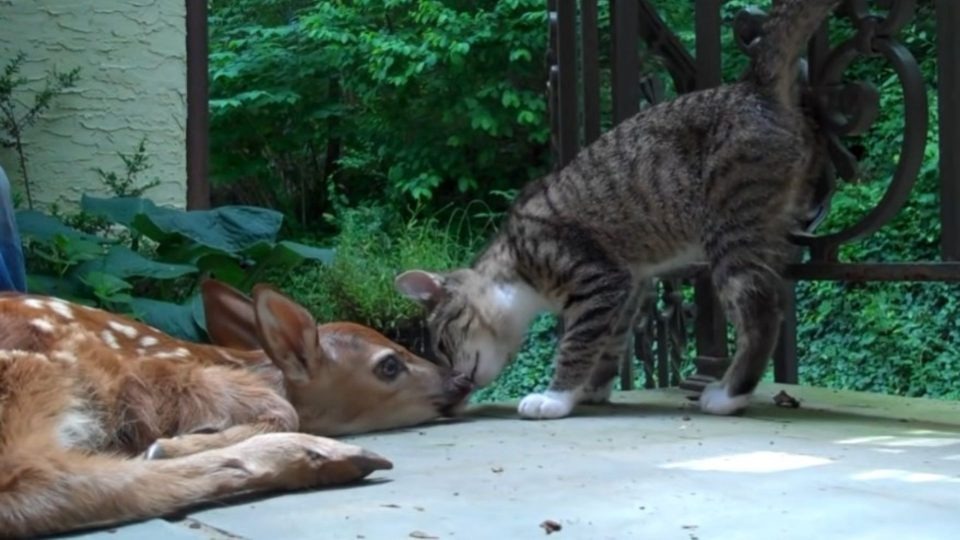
xmin=186 ymin=0 xmax=210 ymax=210
xmin=556 ymin=0 xmax=579 ymax=167
xmin=611 ymin=0 xmax=640 ymax=123
xmin=581 ymin=0 xmax=601 ymax=144
xmin=938 ymin=0 xmax=960 ymax=260
xmin=773 ymin=281 xmax=798 ymax=384
xmin=695 ymin=0 xmax=722 ymax=89
xmin=687 ymin=0 xmax=728 ymax=389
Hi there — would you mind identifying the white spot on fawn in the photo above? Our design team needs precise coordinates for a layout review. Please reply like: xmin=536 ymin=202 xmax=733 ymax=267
xmin=0 ymin=349 xmax=48 ymax=362
xmin=23 ymin=298 xmax=45 ymax=309
xmin=51 ymin=350 xmax=78 ymax=364
xmin=107 ymin=320 xmax=139 ymax=339
xmin=152 ymin=348 xmax=191 ymax=360
xmin=100 ymin=330 xmax=120 ymax=350
xmin=30 ymin=317 xmax=55 ymax=333
xmin=47 ymin=300 xmax=75 ymax=320
xmin=139 ymin=335 xmax=159 ymax=348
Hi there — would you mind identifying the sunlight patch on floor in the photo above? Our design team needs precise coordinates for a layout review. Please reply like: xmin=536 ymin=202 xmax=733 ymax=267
xmin=660 ymin=451 xmax=833 ymax=473
xmin=906 ymin=429 xmax=959 ymax=436
xmin=850 ymin=469 xmax=960 ymax=484
xmin=835 ymin=433 xmax=960 ymax=448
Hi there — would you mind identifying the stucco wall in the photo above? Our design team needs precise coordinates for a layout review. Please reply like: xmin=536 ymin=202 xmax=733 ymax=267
xmin=0 ymin=0 xmax=187 ymax=209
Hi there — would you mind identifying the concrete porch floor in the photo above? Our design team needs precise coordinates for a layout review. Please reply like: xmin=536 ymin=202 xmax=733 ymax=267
xmin=62 ymin=383 xmax=960 ymax=540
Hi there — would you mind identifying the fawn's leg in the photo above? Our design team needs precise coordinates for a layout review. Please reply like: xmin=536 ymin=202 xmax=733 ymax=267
xmin=140 ymin=365 xmax=300 ymax=459
xmin=145 ymin=417 xmax=295 ymax=460
xmin=0 ymin=433 xmax=391 ymax=539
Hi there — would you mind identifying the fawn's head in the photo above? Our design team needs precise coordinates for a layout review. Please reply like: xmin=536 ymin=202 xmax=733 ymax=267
xmin=202 ymin=280 xmax=473 ymax=436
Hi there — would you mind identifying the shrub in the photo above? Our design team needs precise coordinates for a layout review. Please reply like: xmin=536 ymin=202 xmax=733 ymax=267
xmin=209 ymin=0 xmax=551 ymax=232
xmin=276 ymin=204 xmax=490 ymax=354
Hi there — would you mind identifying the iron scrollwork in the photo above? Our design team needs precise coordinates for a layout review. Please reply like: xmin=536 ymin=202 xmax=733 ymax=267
xmin=546 ymin=1 xmax=930 ymax=390
xmin=736 ymin=0 xmax=927 ymax=261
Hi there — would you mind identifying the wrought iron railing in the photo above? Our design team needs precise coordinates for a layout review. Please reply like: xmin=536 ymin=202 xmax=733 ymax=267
xmin=545 ymin=0 xmax=960 ymax=392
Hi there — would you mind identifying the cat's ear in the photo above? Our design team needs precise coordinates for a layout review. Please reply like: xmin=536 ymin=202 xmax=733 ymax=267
xmin=395 ymin=270 xmax=445 ymax=306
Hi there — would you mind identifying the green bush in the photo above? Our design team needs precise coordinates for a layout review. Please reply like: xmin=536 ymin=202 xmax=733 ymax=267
xmin=275 ymin=204 xmax=494 ymax=353
xmin=209 ymin=0 xmax=551 ymax=232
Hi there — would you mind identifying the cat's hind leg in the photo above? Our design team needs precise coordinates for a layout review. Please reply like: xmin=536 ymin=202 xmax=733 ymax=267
xmin=700 ymin=237 xmax=786 ymax=415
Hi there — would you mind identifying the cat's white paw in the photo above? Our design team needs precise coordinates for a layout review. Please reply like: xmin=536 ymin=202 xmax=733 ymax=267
xmin=699 ymin=382 xmax=750 ymax=415
xmin=518 ymin=391 xmax=576 ymax=419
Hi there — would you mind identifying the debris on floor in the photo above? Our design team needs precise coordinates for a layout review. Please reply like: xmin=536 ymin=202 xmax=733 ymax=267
xmin=409 ymin=531 xmax=438 ymax=539
xmin=773 ymin=390 xmax=801 ymax=408
xmin=540 ymin=519 xmax=562 ymax=534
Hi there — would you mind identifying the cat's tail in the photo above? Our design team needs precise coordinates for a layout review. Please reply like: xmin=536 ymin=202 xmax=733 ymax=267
xmin=748 ymin=0 xmax=841 ymax=106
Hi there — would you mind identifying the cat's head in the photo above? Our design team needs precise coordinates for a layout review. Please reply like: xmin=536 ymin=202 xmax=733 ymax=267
xmin=394 ymin=269 xmax=526 ymax=389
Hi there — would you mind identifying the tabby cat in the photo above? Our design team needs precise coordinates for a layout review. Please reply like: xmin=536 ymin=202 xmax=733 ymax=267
xmin=396 ymin=0 xmax=839 ymax=419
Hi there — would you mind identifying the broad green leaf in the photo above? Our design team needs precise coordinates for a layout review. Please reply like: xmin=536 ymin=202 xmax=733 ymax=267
xmin=155 ymin=241 xmax=229 ymax=266
xmin=15 ymin=211 xmax=103 ymax=243
xmin=80 ymin=195 xmax=159 ymax=228
xmin=25 ymin=274 xmax=86 ymax=301
xmin=132 ymin=205 xmax=284 ymax=254
xmin=79 ymin=271 xmax=133 ymax=297
xmin=129 ymin=296 xmax=206 ymax=342
xmin=74 ymin=246 xmax=197 ymax=281
xmin=238 ymin=242 xmax=332 ymax=288
xmin=278 ymin=241 xmax=335 ymax=265
xmin=195 ymin=252 xmax=247 ymax=287
xmin=54 ymin=234 xmax=106 ymax=264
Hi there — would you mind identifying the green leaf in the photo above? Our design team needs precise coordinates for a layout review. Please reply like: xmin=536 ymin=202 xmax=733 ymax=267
xmin=74 ymin=246 xmax=197 ymax=281
xmin=25 ymin=274 xmax=86 ymax=301
xmin=195 ymin=252 xmax=247 ymax=287
xmin=54 ymin=234 xmax=106 ymax=264
xmin=129 ymin=296 xmax=206 ymax=342
xmin=79 ymin=271 xmax=134 ymax=305
xmin=277 ymin=241 xmax=335 ymax=265
xmin=132 ymin=205 xmax=284 ymax=254
xmin=80 ymin=195 xmax=158 ymax=228
xmin=15 ymin=210 xmax=103 ymax=243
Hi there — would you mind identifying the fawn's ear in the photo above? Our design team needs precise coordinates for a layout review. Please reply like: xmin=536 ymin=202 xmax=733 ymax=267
xmin=251 ymin=284 xmax=322 ymax=384
xmin=201 ymin=279 xmax=263 ymax=351
xmin=395 ymin=270 xmax=446 ymax=307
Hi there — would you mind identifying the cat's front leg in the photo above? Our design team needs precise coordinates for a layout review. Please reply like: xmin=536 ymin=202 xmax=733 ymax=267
xmin=580 ymin=281 xmax=649 ymax=403
xmin=519 ymin=274 xmax=632 ymax=420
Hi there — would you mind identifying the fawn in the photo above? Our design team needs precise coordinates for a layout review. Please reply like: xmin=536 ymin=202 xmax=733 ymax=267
xmin=0 ymin=279 xmax=472 ymax=538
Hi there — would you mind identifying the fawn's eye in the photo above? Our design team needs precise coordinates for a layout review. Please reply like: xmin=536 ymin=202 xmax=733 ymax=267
xmin=375 ymin=354 xmax=405 ymax=382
